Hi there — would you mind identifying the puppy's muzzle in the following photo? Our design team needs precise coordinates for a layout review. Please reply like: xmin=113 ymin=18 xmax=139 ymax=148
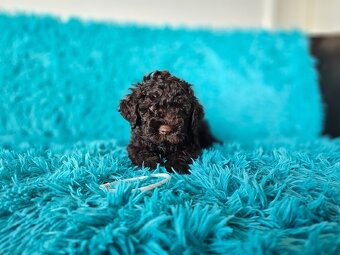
xmin=159 ymin=125 xmax=172 ymax=135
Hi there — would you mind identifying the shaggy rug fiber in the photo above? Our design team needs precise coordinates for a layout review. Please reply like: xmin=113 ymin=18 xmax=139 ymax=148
xmin=0 ymin=138 xmax=339 ymax=254
xmin=0 ymin=14 xmax=339 ymax=254
xmin=0 ymin=14 xmax=322 ymax=146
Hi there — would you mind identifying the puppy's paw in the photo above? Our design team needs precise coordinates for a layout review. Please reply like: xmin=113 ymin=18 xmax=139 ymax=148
xmin=165 ymin=160 xmax=190 ymax=174
xmin=143 ymin=156 xmax=161 ymax=170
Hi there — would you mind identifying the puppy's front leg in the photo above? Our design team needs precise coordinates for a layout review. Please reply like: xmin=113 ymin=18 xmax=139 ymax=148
xmin=165 ymin=149 xmax=200 ymax=174
xmin=127 ymin=144 xmax=161 ymax=169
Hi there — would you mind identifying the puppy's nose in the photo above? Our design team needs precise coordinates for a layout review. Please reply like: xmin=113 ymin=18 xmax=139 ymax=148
xmin=159 ymin=125 xmax=172 ymax=135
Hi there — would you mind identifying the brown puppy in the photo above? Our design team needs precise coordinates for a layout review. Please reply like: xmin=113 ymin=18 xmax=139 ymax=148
xmin=119 ymin=70 xmax=218 ymax=174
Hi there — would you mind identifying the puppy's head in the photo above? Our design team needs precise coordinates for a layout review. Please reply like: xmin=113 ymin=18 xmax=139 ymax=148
xmin=119 ymin=70 xmax=203 ymax=145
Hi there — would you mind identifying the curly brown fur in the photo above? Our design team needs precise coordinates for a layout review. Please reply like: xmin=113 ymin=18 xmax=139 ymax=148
xmin=119 ymin=70 xmax=218 ymax=174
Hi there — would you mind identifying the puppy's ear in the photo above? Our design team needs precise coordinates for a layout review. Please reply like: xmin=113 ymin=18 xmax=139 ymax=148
xmin=190 ymin=99 xmax=204 ymax=134
xmin=119 ymin=89 xmax=141 ymax=128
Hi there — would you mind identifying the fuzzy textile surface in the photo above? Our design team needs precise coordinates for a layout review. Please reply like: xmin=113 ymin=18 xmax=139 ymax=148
xmin=0 ymin=14 xmax=322 ymax=147
xmin=0 ymin=139 xmax=340 ymax=254
xmin=0 ymin=14 xmax=339 ymax=254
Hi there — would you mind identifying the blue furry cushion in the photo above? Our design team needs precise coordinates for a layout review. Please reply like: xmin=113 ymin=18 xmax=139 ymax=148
xmin=0 ymin=14 xmax=322 ymax=147
xmin=0 ymin=138 xmax=339 ymax=254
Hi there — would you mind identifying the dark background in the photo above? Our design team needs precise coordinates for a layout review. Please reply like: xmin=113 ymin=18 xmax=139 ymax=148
xmin=310 ymin=36 xmax=340 ymax=138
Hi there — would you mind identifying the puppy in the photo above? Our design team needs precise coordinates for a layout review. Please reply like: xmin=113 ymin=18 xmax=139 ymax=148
xmin=119 ymin=70 xmax=218 ymax=174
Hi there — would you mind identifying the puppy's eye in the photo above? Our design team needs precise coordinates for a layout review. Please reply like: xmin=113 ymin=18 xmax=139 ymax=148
xmin=139 ymin=105 xmax=148 ymax=113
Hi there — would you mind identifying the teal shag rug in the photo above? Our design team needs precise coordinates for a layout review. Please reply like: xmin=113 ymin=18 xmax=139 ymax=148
xmin=0 ymin=14 xmax=322 ymax=146
xmin=0 ymin=14 xmax=339 ymax=254
xmin=1 ymin=139 xmax=340 ymax=254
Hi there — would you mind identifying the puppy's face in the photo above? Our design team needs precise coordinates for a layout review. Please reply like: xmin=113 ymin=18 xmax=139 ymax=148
xmin=119 ymin=71 xmax=203 ymax=146
xmin=138 ymin=95 xmax=192 ymax=145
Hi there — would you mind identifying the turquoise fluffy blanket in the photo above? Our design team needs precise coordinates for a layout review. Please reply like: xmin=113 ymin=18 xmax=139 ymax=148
xmin=0 ymin=14 xmax=339 ymax=254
